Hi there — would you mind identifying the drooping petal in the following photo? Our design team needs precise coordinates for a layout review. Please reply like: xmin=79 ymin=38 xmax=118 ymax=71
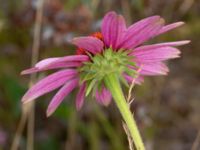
xmin=21 ymin=67 xmax=39 ymax=75
xmin=35 ymin=58 xmax=60 ymax=68
xmin=124 ymin=74 xmax=144 ymax=85
xmin=101 ymin=11 xmax=126 ymax=49
xmin=132 ymin=47 xmax=181 ymax=63
xmin=76 ymin=83 xmax=86 ymax=110
xmin=46 ymin=78 xmax=79 ymax=117
xmin=132 ymin=40 xmax=190 ymax=53
xmin=138 ymin=62 xmax=169 ymax=76
xmin=21 ymin=55 xmax=88 ymax=75
xmin=72 ymin=37 xmax=104 ymax=54
xmin=21 ymin=62 xmax=82 ymax=75
xmin=95 ymin=87 xmax=112 ymax=106
xmin=35 ymin=55 xmax=89 ymax=69
xmin=118 ymin=16 xmax=164 ymax=49
xmin=22 ymin=69 xmax=77 ymax=103
xmin=157 ymin=22 xmax=184 ymax=35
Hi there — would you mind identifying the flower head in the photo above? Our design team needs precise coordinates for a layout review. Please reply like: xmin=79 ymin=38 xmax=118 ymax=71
xmin=22 ymin=11 xmax=190 ymax=116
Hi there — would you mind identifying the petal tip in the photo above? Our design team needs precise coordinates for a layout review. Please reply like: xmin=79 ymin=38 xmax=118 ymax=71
xmin=71 ymin=37 xmax=78 ymax=43
xmin=76 ymin=100 xmax=84 ymax=110
xmin=46 ymin=111 xmax=52 ymax=117
xmin=159 ymin=18 xmax=165 ymax=25
xmin=177 ymin=21 xmax=185 ymax=26
xmin=21 ymin=70 xmax=27 ymax=75
xmin=175 ymin=40 xmax=191 ymax=46
xmin=184 ymin=40 xmax=191 ymax=44
xmin=103 ymin=101 xmax=110 ymax=107
xmin=21 ymin=98 xmax=26 ymax=103
xmin=105 ymin=11 xmax=117 ymax=16
xmin=21 ymin=68 xmax=38 ymax=75
xmin=76 ymin=102 xmax=82 ymax=111
xmin=21 ymin=97 xmax=31 ymax=104
xmin=76 ymin=105 xmax=82 ymax=111
xmin=46 ymin=108 xmax=54 ymax=117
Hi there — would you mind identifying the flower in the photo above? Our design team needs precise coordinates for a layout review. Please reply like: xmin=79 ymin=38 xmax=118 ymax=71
xmin=22 ymin=11 xmax=190 ymax=117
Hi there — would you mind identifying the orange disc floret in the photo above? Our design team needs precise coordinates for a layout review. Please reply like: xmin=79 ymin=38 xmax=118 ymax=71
xmin=76 ymin=32 xmax=103 ymax=55
xmin=91 ymin=32 xmax=103 ymax=41
xmin=76 ymin=48 xmax=87 ymax=55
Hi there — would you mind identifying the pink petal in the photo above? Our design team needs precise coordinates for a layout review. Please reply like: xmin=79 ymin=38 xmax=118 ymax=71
xmin=133 ymin=40 xmax=190 ymax=52
xmin=35 ymin=55 xmax=89 ymax=69
xmin=76 ymin=83 xmax=86 ymax=110
xmin=157 ymin=22 xmax=184 ymax=35
xmin=35 ymin=58 xmax=60 ymax=68
xmin=101 ymin=11 xmax=126 ymax=49
xmin=72 ymin=37 xmax=104 ymax=54
xmin=138 ymin=62 xmax=169 ymax=76
xmin=124 ymin=74 xmax=144 ymax=85
xmin=118 ymin=16 xmax=164 ymax=49
xmin=95 ymin=87 xmax=112 ymax=106
xmin=21 ymin=55 xmax=88 ymax=75
xmin=46 ymin=78 xmax=79 ymax=117
xmin=101 ymin=11 xmax=116 ymax=47
xmin=132 ymin=47 xmax=181 ymax=63
xmin=21 ymin=67 xmax=39 ymax=75
xmin=21 ymin=62 xmax=82 ymax=75
xmin=135 ymin=76 xmax=144 ymax=85
xmin=22 ymin=69 xmax=77 ymax=103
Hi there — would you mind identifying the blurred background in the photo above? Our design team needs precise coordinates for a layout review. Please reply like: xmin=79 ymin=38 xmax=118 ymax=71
xmin=0 ymin=0 xmax=199 ymax=150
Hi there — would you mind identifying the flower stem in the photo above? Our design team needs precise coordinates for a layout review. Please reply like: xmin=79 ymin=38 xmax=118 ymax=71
xmin=104 ymin=73 xmax=145 ymax=150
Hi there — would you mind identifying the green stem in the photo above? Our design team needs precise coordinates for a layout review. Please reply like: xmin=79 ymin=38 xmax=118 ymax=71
xmin=104 ymin=73 xmax=145 ymax=150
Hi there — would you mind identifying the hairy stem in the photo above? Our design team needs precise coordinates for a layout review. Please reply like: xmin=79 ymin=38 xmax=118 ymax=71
xmin=27 ymin=0 xmax=44 ymax=149
xmin=11 ymin=0 xmax=44 ymax=150
xmin=10 ymin=111 xmax=28 ymax=150
xmin=104 ymin=73 xmax=145 ymax=150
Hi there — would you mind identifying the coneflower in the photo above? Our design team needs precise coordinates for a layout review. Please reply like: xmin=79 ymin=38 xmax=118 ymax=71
xmin=22 ymin=11 xmax=190 ymax=149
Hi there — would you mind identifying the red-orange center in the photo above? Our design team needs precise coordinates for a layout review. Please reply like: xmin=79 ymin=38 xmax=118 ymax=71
xmin=76 ymin=32 xmax=103 ymax=55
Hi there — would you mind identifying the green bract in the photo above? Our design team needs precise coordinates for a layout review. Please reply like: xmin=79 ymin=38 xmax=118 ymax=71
xmin=78 ymin=48 xmax=138 ymax=96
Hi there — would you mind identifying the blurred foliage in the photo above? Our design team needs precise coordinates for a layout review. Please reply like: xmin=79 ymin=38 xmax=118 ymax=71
xmin=0 ymin=0 xmax=200 ymax=150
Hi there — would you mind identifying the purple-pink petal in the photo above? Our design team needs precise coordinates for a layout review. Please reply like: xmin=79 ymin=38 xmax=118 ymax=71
xmin=101 ymin=11 xmax=126 ymax=49
xmin=124 ymin=74 xmax=144 ymax=85
xmin=157 ymin=22 xmax=184 ymax=35
xmin=21 ymin=55 xmax=88 ymax=75
xmin=95 ymin=87 xmax=112 ymax=106
xmin=133 ymin=40 xmax=190 ymax=53
xmin=35 ymin=55 xmax=89 ymax=69
xmin=21 ymin=62 xmax=82 ymax=75
xmin=35 ymin=58 xmax=60 ymax=68
xmin=76 ymin=83 xmax=86 ymax=110
xmin=118 ymin=16 xmax=164 ymax=49
xmin=138 ymin=62 xmax=169 ymax=76
xmin=72 ymin=37 xmax=104 ymax=54
xmin=22 ymin=69 xmax=77 ymax=103
xmin=47 ymin=78 xmax=79 ymax=117
xmin=132 ymin=47 xmax=181 ymax=63
xmin=21 ymin=67 xmax=39 ymax=75
xmin=101 ymin=11 xmax=116 ymax=47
